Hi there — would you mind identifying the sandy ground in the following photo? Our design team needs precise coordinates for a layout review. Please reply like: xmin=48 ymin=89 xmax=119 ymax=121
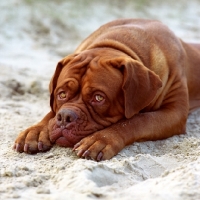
xmin=0 ymin=0 xmax=200 ymax=199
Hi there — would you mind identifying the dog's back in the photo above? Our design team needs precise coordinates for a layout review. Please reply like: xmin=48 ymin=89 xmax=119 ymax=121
xmin=76 ymin=19 xmax=200 ymax=112
xmin=182 ymin=42 xmax=200 ymax=111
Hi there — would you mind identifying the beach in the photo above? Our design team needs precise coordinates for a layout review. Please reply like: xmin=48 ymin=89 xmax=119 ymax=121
xmin=0 ymin=0 xmax=200 ymax=199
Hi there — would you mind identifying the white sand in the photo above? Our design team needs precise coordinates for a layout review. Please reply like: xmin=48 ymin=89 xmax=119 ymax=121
xmin=0 ymin=0 xmax=200 ymax=199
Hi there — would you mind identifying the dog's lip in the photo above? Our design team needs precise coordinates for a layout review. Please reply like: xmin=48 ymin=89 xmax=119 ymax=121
xmin=56 ymin=121 xmax=76 ymax=128
xmin=55 ymin=137 xmax=74 ymax=147
xmin=50 ymin=122 xmax=76 ymax=141
xmin=65 ymin=122 xmax=76 ymax=130
xmin=49 ymin=126 xmax=86 ymax=146
xmin=49 ymin=127 xmax=63 ymax=143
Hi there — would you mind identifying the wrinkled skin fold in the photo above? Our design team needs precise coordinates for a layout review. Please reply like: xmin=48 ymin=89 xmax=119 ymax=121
xmin=14 ymin=19 xmax=200 ymax=161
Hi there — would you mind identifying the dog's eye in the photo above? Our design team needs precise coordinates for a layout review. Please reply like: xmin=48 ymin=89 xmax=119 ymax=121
xmin=58 ymin=91 xmax=67 ymax=99
xmin=94 ymin=94 xmax=104 ymax=102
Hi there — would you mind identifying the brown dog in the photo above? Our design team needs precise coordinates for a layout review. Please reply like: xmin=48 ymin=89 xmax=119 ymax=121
xmin=14 ymin=19 xmax=200 ymax=161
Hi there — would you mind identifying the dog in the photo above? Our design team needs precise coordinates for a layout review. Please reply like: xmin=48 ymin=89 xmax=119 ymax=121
xmin=13 ymin=19 xmax=200 ymax=161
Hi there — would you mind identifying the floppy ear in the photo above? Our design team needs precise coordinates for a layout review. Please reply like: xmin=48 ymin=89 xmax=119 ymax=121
xmin=109 ymin=57 xmax=162 ymax=118
xmin=49 ymin=55 xmax=76 ymax=112
xmin=122 ymin=59 xmax=162 ymax=118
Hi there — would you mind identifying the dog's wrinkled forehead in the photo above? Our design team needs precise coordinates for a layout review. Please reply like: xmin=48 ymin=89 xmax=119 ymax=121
xmin=49 ymin=52 xmax=95 ymax=110
xmin=57 ymin=53 xmax=92 ymax=87
xmin=55 ymin=49 xmax=124 ymax=90
xmin=49 ymin=50 xmax=125 ymax=108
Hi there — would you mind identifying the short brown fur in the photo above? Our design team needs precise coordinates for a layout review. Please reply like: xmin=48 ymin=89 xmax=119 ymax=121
xmin=14 ymin=19 xmax=200 ymax=161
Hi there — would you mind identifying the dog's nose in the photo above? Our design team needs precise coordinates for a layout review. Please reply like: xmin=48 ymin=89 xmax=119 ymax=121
xmin=56 ymin=109 xmax=78 ymax=127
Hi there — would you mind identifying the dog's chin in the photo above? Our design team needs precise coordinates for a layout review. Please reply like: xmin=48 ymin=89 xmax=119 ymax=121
xmin=49 ymin=127 xmax=90 ymax=148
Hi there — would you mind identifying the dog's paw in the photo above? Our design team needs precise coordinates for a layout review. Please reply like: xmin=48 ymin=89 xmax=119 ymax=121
xmin=73 ymin=131 xmax=124 ymax=161
xmin=13 ymin=125 xmax=52 ymax=154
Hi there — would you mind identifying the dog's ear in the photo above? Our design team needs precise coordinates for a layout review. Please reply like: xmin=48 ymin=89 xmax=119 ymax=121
xmin=111 ymin=57 xmax=162 ymax=118
xmin=49 ymin=55 xmax=76 ymax=112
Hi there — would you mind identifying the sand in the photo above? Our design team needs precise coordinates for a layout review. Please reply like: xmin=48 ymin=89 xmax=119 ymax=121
xmin=0 ymin=0 xmax=200 ymax=199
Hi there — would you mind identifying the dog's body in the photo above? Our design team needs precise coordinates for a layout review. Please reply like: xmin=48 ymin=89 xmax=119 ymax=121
xmin=14 ymin=19 xmax=200 ymax=161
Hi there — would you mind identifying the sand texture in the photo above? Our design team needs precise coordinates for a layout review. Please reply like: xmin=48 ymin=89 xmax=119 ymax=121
xmin=0 ymin=1 xmax=200 ymax=199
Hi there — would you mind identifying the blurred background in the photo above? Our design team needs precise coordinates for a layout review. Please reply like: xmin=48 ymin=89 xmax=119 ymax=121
xmin=0 ymin=0 xmax=200 ymax=94
xmin=1 ymin=0 xmax=200 ymax=58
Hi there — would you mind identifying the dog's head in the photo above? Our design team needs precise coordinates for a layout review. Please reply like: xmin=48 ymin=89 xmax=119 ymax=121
xmin=48 ymin=49 xmax=162 ymax=147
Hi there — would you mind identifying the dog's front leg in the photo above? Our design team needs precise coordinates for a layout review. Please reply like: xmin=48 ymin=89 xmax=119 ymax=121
xmin=74 ymin=87 xmax=189 ymax=161
xmin=13 ymin=111 xmax=55 ymax=153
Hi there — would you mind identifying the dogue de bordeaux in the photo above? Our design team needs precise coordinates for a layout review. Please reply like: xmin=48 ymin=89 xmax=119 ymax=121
xmin=14 ymin=19 xmax=200 ymax=161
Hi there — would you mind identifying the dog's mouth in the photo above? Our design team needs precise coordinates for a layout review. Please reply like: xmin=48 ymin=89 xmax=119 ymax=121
xmin=48 ymin=107 xmax=105 ymax=147
xmin=48 ymin=118 xmax=93 ymax=147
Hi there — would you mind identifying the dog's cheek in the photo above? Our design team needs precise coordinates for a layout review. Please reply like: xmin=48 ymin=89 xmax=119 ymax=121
xmin=48 ymin=117 xmax=60 ymax=143
xmin=48 ymin=117 xmax=57 ymax=132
